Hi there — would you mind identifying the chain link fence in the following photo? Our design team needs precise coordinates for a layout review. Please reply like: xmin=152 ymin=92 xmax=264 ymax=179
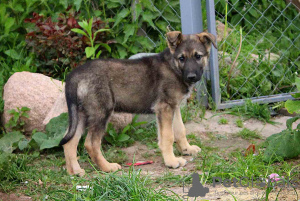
xmin=106 ymin=0 xmax=300 ymax=108
xmin=213 ymin=0 xmax=300 ymax=108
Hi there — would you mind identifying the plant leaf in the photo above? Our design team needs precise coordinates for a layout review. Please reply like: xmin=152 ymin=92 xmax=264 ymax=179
xmin=32 ymin=132 xmax=48 ymax=146
xmin=71 ymin=28 xmax=88 ymax=37
xmin=285 ymin=100 xmax=300 ymax=114
xmin=113 ymin=9 xmax=130 ymax=28
xmin=117 ymin=133 xmax=130 ymax=142
xmin=18 ymin=139 xmax=29 ymax=150
xmin=85 ymin=47 xmax=95 ymax=58
xmin=123 ymin=24 xmax=135 ymax=44
xmin=286 ymin=116 xmax=300 ymax=131
xmin=142 ymin=11 xmax=157 ymax=29
xmin=74 ymin=0 xmax=82 ymax=11
xmin=100 ymin=43 xmax=111 ymax=53
xmin=5 ymin=49 xmax=21 ymax=60
xmin=0 ymin=131 xmax=24 ymax=153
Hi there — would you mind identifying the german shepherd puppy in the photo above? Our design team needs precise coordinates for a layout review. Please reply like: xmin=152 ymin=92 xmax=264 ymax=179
xmin=59 ymin=31 xmax=217 ymax=176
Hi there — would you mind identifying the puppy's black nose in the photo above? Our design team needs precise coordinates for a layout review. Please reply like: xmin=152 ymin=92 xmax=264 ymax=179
xmin=187 ymin=73 xmax=197 ymax=82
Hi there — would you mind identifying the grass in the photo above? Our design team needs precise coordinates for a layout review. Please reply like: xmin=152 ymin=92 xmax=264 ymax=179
xmin=235 ymin=118 xmax=244 ymax=128
xmin=55 ymin=167 xmax=182 ymax=200
xmin=1 ymin=105 xmax=299 ymax=200
xmin=218 ymin=117 xmax=228 ymax=125
xmin=229 ymin=99 xmax=275 ymax=124
xmin=234 ymin=128 xmax=262 ymax=140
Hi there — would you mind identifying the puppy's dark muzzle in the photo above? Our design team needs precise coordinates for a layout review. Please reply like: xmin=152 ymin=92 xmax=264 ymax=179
xmin=186 ymin=73 xmax=200 ymax=84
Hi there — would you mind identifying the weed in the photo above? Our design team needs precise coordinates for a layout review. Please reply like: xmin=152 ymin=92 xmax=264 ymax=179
xmin=218 ymin=117 xmax=228 ymax=125
xmin=235 ymin=118 xmax=244 ymax=128
xmin=187 ymin=133 xmax=202 ymax=148
xmin=5 ymin=107 xmax=30 ymax=132
xmin=235 ymin=128 xmax=262 ymax=140
xmin=142 ymin=152 xmax=154 ymax=159
xmin=105 ymin=115 xmax=147 ymax=147
xmin=55 ymin=167 xmax=181 ymax=200
xmin=103 ymin=146 xmax=128 ymax=164
xmin=229 ymin=99 xmax=274 ymax=124
xmin=71 ymin=18 xmax=111 ymax=59
xmin=155 ymin=171 xmax=183 ymax=187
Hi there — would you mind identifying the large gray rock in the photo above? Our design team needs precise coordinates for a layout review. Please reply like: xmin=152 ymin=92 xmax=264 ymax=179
xmin=3 ymin=72 xmax=132 ymax=133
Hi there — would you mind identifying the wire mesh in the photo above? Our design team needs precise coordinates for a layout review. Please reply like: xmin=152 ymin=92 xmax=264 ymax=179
xmin=110 ymin=0 xmax=300 ymax=107
xmin=214 ymin=0 xmax=300 ymax=103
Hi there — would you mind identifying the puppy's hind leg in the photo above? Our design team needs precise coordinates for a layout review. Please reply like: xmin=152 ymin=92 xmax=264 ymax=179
xmin=83 ymin=89 xmax=121 ymax=172
xmin=63 ymin=112 xmax=86 ymax=177
xmin=84 ymin=114 xmax=121 ymax=172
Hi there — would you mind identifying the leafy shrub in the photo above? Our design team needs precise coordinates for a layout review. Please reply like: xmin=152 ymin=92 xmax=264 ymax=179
xmin=5 ymin=107 xmax=30 ymax=132
xmin=264 ymin=77 xmax=300 ymax=162
xmin=25 ymin=12 xmax=110 ymax=78
xmin=72 ymin=18 xmax=111 ymax=59
xmin=214 ymin=0 xmax=300 ymax=100
xmin=103 ymin=0 xmax=180 ymax=58
xmin=105 ymin=115 xmax=147 ymax=147
xmin=230 ymin=99 xmax=273 ymax=124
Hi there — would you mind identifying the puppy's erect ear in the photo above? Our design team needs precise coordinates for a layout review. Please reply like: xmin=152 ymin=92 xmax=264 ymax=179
xmin=166 ymin=31 xmax=182 ymax=54
xmin=197 ymin=32 xmax=217 ymax=52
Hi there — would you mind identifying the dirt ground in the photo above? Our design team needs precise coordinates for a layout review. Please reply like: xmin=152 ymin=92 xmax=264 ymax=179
xmin=119 ymin=111 xmax=300 ymax=201
xmin=2 ymin=110 xmax=299 ymax=201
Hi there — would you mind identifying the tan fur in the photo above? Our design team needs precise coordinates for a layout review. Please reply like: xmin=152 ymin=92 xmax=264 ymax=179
xmin=155 ymin=103 xmax=187 ymax=168
xmin=84 ymin=131 xmax=121 ymax=172
xmin=63 ymin=113 xmax=85 ymax=176
xmin=173 ymin=107 xmax=201 ymax=155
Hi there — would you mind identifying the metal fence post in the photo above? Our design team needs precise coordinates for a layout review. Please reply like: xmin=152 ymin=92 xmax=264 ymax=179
xmin=180 ymin=0 xmax=208 ymax=107
xmin=206 ymin=0 xmax=221 ymax=108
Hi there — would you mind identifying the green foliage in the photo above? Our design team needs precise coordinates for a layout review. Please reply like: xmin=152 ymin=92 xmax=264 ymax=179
xmin=234 ymin=128 xmax=261 ymax=140
xmin=0 ymin=153 xmax=36 ymax=184
xmin=218 ymin=117 xmax=228 ymax=125
xmin=263 ymin=116 xmax=300 ymax=163
xmin=72 ymin=18 xmax=111 ymax=59
xmin=32 ymin=113 xmax=68 ymax=150
xmin=235 ymin=118 xmax=243 ymax=128
xmin=5 ymin=107 xmax=30 ymax=132
xmin=229 ymin=99 xmax=273 ymax=124
xmin=263 ymin=78 xmax=300 ymax=162
xmin=215 ymin=0 xmax=300 ymax=100
xmin=285 ymin=77 xmax=300 ymax=114
xmin=104 ymin=146 xmax=128 ymax=164
xmin=54 ymin=167 xmax=181 ymax=200
xmin=0 ymin=131 xmax=25 ymax=153
xmin=105 ymin=115 xmax=147 ymax=147
xmin=0 ymin=112 xmax=68 ymax=154
xmin=104 ymin=0 xmax=180 ymax=58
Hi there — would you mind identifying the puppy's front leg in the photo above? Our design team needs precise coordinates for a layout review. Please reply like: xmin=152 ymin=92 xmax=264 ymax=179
xmin=156 ymin=103 xmax=187 ymax=168
xmin=173 ymin=107 xmax=201 ymax=155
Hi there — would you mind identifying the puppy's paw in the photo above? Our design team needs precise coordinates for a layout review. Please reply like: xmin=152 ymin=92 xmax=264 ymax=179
xmin=165 ymin=157 xmax=187 ymax=169
xmin=71 ymin=168 xmax=85 ymax=177
xmin=182 ymin=145 xmax=201 ymax=156
xmin=102 ymin=163 xmax=122 ymax=172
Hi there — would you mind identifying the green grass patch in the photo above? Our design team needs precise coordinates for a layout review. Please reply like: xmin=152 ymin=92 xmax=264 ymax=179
xmin=229 ymin=99 xmax=274 ymax=124
xmin=235 ymin=118 xmax=244 ymax=128
xmin=218 ymin=117 xmax=228 ymax=125
xmin=234 ymin=128 xmax=262 ymax=140
xmin=51 ymin=167 xmax=182 ymax=200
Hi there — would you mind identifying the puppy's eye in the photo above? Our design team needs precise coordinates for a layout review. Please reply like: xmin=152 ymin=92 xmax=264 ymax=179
xmin=195 ymin=53 xmax=202 ymax=59
xmin=178 ymin=56 xmax=185 ymax=62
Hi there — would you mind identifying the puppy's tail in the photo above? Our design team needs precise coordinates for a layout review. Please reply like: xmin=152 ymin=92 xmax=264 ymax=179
xmin=59 ymin=83 xmax=79 ymax=146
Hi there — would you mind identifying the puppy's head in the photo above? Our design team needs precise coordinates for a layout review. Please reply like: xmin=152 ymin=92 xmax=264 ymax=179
xmin=166 ymin=31 xmax=217 ymax=84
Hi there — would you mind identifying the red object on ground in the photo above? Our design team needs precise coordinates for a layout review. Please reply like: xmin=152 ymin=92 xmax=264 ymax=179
xmin=126 ymin=161 xmax=153 ymax=166
xmin=245 ymin=144 xmax=256 ymax=156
